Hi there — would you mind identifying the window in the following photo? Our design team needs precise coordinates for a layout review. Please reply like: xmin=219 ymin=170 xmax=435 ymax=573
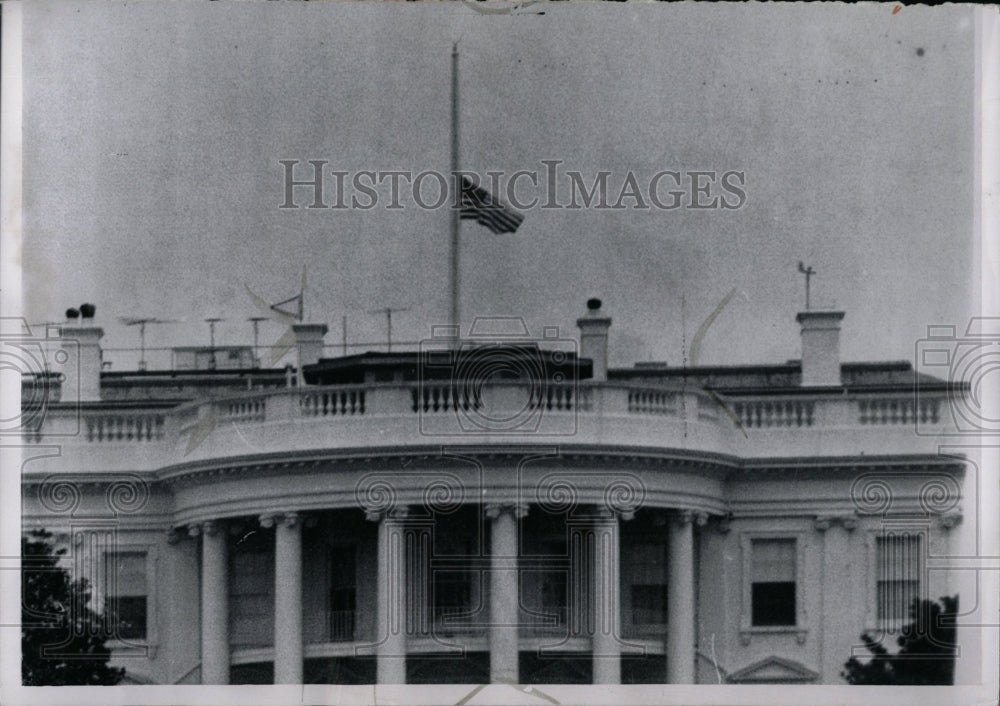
xmin=104 ymin=552 xmax=147 ymax=640
xmin=431 ymin=512 xmax=477 ymax=622
xmin=750 ymin=538 xmax=796 ymax=627
xmin=629 ymin=541 xmax=668 ymax=625
xmin=329 ymin=547 xmax=356 ymax=641
xmin=876 ymin=534 xmax=922 ymax=623
xmin=434 ymin=571 xmax=474 ymax=614
xmin=229 ymin=539 xmax=273 ymax=647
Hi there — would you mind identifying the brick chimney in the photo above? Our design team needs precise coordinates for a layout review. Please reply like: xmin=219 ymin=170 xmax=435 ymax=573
xmin=797 ymin=310 xmax=845 ymax=387
xmin=57 ymin=324 xmax=104 ymax=402
xmin=577 ymin=298 xmax=611 ymax=382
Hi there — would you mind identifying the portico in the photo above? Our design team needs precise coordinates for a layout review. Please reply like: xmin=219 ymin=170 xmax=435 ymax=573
xmin=190 ymin=502 xmax=703 ymax=685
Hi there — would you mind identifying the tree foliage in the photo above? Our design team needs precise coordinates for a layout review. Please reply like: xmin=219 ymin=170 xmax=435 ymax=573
xmin=842 ymin=595 xmax=958 ymax=685
xmin=22 ymin=529 xmax=124 ymax=686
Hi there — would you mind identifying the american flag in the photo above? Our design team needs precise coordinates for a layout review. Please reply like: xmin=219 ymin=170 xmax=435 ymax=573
xmin=458 ymin=177 xmax=525 ymax=234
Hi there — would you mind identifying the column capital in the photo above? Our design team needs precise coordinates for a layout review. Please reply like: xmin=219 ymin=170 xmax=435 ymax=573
xmin=815 ymin=514 xmax=859 ymax=532
xmin=258 ymin=512 xmax=303 ymax=529
xmin=485 ymin=503 xmax=529 ymax=520
xmin=592 ymin=505 xmax=634 ymax=523
xmin=365 ymin=506 xmax=410 ymax=523
xmin=166 ymin=527 xmax=186 ymax=544
xmin=201 ymin=520 xmax=222 ymax=537
xmin=674 ymin=509 xmax=694 ymax=526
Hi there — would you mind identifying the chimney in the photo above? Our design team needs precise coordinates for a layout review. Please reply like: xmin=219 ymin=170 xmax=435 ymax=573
xmin=293 ymin=323 xmax=328 ymax=383
xmin=57 ymin=322 xmax=104 ymax=402
xmin=796 ymin=310 xmax=845 ymax=387
xmin=577 ymin=298 xmax=611 ymax=382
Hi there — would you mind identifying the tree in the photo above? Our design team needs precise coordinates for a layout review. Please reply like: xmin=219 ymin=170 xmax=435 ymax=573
xmin=841 ymin=595 xmax=958 ymax=685
xmin=22 ymin=529 xmax=125 ymax=685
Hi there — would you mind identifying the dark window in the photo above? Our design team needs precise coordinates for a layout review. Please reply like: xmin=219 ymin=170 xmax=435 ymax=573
xmin=434 ymin=571 xmax=473 ymax=612
xmin=628 ymin=541 xmax=668 ymax=626
xmin=750 ymin=538 xmax=796 ymax=627
xmin=329 ymin=547 xmax=356 ymax=641
xmin=751 ymin=582 xmax=796 ymax=626
xmin=104 ymin=552 xmax=147 ymax=640
xmin=631 ymin=585 xmax=668 ymax=625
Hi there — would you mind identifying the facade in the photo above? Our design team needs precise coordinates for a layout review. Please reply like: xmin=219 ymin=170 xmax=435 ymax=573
xmin=20 ymin=301 xmax=966 ymax=685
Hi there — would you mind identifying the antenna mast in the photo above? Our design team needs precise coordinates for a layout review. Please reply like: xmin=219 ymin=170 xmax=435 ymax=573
xmin=797 ymin=262 xmax=815 ymax=310
xmin=367 ymin=307 xmax=410 ymax=353
xmin=205 ymin=318 xmax=223 ymax=370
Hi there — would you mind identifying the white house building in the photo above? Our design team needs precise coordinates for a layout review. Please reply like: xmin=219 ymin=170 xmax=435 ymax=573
xmin=20 ymin=300 xmax=966 ymax=686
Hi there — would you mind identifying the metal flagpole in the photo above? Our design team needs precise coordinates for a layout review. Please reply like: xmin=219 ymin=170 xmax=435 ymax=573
xmin=450 ymin=42 xmax=461 ymax=346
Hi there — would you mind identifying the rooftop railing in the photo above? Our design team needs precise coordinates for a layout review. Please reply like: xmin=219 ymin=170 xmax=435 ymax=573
xmin=19 ymin=381 xmax=959 ymax=470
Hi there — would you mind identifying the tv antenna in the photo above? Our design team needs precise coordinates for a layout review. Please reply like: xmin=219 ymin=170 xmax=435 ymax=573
xmin=797 ymin=262 xmax=815 ymax=310
xmin=269 ymin=266 xmax=307 ymax=322
xmin=367 ymin=307 xmax=410 ymax=353
xmin=204 ymin=318 xmax=224 ymax=370
xmin=120 ymin=317 xmax=181 ymax=371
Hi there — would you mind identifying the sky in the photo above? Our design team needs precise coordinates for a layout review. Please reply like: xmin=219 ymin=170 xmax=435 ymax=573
xmin=20 ymin=1 xmax=981 ymax=371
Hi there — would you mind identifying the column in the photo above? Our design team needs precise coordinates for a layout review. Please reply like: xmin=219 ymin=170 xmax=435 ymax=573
xmin=197 ymin=520 xmax=229 ymax=685
xmin=667 ymin=511 xmax=695 ymax=684
xmin=486 ymin=503 xmax=526 ymax=683
xmin=264 ymin=512 xmax=303 ymax=684
xmin=592 ymin=509 xmax=621 ymax=685
xmin=371 ymin=508 xmax=408 ymax=684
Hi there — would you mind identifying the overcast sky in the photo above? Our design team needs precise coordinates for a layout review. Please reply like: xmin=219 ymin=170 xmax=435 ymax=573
xmin=21 ymin=1 xmax=979 ymax=370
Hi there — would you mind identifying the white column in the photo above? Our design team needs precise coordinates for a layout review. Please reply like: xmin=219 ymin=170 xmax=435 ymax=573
xmin=197 ymin=520 xmax=229 ymax=685
xmin=372 ymin=508 xmax=408 ymax=684
xmin=592 ymin=509 xmax=622 ymax=685
xmin=487 ymin=504 xmax=526 ymax=683
xmin=265 ymin=512 xmax=303 ymax=684
xmin=667 ymin=511 xmax=695 ymax=684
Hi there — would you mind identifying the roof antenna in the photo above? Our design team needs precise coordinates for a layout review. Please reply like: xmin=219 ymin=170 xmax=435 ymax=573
xmin=120 ymin=317 xmax=181 ymax=371
xmin=797 ymin=262 xmax=815 ymax=310
xmin=367 ymin=307 xmax=410 ymax=353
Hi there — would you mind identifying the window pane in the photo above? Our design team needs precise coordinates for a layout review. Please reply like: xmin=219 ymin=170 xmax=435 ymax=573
xmin=106 ymin=595 xmax=147 ymax=639
xmin=876 ymin=534 xmax=921 ymax=621
xmin=230 ymin=547 xmax=274 ymax=647
xmin=751 ymin=582 xmax=796 ymax=626
xmin=630 ymin=542 xmax=666 ymax=584
xmin=631 ymin=585 xmax=668 ymax=625
xmin=751 ymin=539 xmax=795 ymax=582
xmin=106 ymin=552 xmax=146 ymax=596
xmin=877 ymin=534 xmax=922 ymax=580
xmin=878 ymin=579 xmax=920 ymax=621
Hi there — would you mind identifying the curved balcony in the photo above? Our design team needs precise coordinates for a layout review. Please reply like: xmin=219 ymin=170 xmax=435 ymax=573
xmin=20 ymin=380 xmax=959 ymax=478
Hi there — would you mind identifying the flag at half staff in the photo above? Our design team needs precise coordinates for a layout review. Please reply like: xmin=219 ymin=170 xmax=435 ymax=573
xmin=459 ymin=177 xmax=525 ymax=234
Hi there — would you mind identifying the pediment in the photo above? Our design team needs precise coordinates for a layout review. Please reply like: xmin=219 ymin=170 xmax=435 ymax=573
xmin=727 ymin=655 xmax=819 ymax=684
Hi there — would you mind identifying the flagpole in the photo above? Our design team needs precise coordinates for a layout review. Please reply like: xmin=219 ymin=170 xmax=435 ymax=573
xmin=449 ymin=42 xmax=460 ymax=345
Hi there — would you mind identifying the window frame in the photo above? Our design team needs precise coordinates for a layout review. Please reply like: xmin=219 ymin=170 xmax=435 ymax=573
xmin=624 ymin=537 xmax=669 ymax=634
xmin=866 ymin=528 xmax=927 ymax=632
xmin=327 ymin=542 xmax=358 ymax=642
xmin=101 ymin=543 xmax=157 ymax=653
xmin=739 ymin=531 xmax=807 ymax=645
